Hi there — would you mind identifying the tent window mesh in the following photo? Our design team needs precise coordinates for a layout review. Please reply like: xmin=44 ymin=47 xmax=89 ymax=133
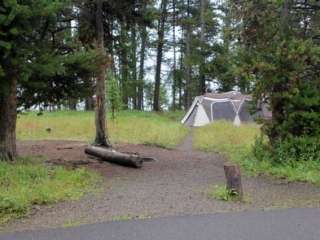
xmin=211 ymin=102 xmax=236 ymax=121
xmin=238 ymin=101 xmax=253 ymax=122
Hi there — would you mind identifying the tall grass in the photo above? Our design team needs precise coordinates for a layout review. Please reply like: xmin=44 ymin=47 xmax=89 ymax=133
xmin=193 ymin=121 xmax=320 ymax=185
xmin=193 ymin=121 xmax=260 ymax=159
xmin=17 ymin=111 xmax=189 ymax=149
xmin=0 ymin=157 xmax=99 ymax=223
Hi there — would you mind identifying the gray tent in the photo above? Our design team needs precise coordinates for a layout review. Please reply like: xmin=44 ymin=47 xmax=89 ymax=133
xmin=181 ymin=91 xmax=271 ymax=127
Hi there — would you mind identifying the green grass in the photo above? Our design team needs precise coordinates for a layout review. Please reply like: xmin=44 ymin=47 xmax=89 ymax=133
xmin=17 ymin=110 xmax=188 ymax=149
xmin=0 ymin=157 xmax=99 ymax=224
xmin=193 ymin=121 xmax=260 ymax=164
xmin=208 ymin=185 xmax=240 ymax=201
xmin=193 ymin=121 xmax=320 ymax=185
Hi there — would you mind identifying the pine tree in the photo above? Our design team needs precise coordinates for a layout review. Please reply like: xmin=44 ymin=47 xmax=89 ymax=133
xmin=0 ymin=0 xmax=67 ymax=160
xmin=231 ymin=0 xmax=320 ymax=161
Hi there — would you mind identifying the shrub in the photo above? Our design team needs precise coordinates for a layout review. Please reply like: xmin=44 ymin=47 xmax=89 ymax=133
xmin=253 ymin=136 xmax=320 ymax=164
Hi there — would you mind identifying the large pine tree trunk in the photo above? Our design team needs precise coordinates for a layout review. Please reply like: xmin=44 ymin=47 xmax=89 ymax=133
xmin=199 ymin=0 xmax=207 ymax=94
xmin=94 ymin=0 xmax=111 ymax=147
xmin=131 ymin=24 xmax=138 ymax=109
xmin=153 ymin=0 xmax=168 ymax=111
xmin=85 ymin=96 xmax=94 ymax=111
xmin=172 ymin=0 xmax=177 ymax=110
xmin=120 ymin=22 xmax=129 ymax=109
xmin=184 ymin=0 xmax=192 ymax=109
xmin=138 ymin=24 xmax=147 ymax=110
xmin=0 ymin=77 xmax=17 ymax=161
xmin=178 ymin=47 xmax=184 ymax=110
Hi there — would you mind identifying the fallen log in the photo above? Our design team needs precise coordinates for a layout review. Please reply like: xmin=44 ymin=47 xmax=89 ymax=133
xmin=84 ymin=146 xmax=155 ymax=168
xmin=223 ymin=164 xmax=243 ymax=200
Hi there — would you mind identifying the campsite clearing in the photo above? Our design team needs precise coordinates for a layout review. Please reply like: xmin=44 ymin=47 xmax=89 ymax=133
xmin=2 ymin=137 xmax=320 ymax=232
xmin=1 ymin=111 xmax=319 ymax=232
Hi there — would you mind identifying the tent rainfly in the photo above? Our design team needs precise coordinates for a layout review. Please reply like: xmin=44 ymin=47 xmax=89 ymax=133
xmin=181 ymin=91 xmax=271 ymax=127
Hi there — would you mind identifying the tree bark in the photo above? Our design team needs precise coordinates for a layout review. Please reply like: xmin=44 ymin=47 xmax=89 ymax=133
xmin=172 ymin=0 xmax=177 ymax=110
xmin=184 ymin=0 xmax=192 ymax=109
xmin=120 ymin=22 xmax=129 ymax=109
xmin=281 ymin=0 xmax=291 ymax=36
xmin=94 ymin=0 xmax=111 ymax=147
xmin=153 ymin=0 xmax=168 ymax=111
xmin=85 ymin=146 xmax=155 ymax=168
xmin=224 ymin=164 xmax=243 ymax=200
xmin=131 ymin=23 xmax=138 ymax=109
xmin=178 ymin=47 xmax=184 ymax=109
xmin=138 ymin=23 xmax=147 ymax=110
xmin=199 ymin=0 xmax=207 ymax=94
xmin=85 ymin=96 xmax=94 ymax=111
xmin=0 ymin=77 xmax=17 ymax=161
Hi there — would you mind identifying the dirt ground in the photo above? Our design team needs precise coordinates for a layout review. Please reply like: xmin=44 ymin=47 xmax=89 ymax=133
xmin=2 ymin=137 xmax=320 ymax=232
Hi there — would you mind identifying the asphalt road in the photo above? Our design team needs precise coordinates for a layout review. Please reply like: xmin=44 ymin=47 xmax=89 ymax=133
xmin=1 ymin=208 xmax=319 ymax=240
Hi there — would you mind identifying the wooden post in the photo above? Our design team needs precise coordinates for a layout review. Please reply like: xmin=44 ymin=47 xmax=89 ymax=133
xmin=223 ymin=164 xmax=243 ymax=200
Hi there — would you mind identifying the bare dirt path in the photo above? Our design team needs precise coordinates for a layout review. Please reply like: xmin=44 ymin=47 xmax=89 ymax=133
xmin=2 ymin=137 xmax=320 ymax=233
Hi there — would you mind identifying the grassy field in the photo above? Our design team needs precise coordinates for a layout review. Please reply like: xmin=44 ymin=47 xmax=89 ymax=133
xmin=193 ymin=121 xmax=320 ymax=185
xmin=0 ymin=157 xmax=99 ymax=224
xmin=193 ymin=121 xmax=260 ymax=156
xmin=17 ymin=111 xmax=189 ymax=149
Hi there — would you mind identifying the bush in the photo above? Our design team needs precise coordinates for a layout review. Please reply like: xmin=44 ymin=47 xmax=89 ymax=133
xmin=253 ymin=136 xmax=320 ymax=164
xmin=251 ymin=136 xmax=320 ymax=184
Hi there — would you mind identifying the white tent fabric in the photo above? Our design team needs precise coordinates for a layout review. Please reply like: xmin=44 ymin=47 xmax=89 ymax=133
xmin=181 ymin=91 xmax=266 ymax=127
xmin=193 ymin=103 xmax=210 ymax=127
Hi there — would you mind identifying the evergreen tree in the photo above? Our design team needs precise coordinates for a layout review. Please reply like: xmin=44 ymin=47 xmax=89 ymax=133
xmin=231 ymin=0 xmax=320 ymax=161
xmin=0 ymin=0 xmax=67 ymax=160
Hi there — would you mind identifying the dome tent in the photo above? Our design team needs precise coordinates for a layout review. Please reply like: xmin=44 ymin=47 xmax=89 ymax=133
xmin=181 ymin=91 xmax=270 ymax=127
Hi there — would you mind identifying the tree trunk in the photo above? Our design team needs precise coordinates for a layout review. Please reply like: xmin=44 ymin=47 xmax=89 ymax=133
xmin=199 ymin=0 xmax=207 ymax=94
xmin=94 ymin=0 xmax=111 ymax=147
xmin=120 ymin=22 xmax=129 ymax=109
xmin=131 ymin=24 xmax=138 ymax=109
xmin=178 ymin=47 xmax=184 ymax=109
xmin=109 ymin=20 xmax=117 ymax=75
xmin=184 ymin=0 xmax=192 ymax=109
xmin=138 ymin=23 xmax=147 ymax=110
xmin=281 ymin=0 xmax=290 ymax=36
xmin=172 ymin=0 xmax=177 ymax=110
xmin=85 ymin=96 xmax=94 ymax=111
xmin=153 ymin=0 xmax=168 ymax=111
xmin=85 ymin=146 xmax=155 ymax=168
xmin=0 ymin=77 xmax=17 ymax=161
